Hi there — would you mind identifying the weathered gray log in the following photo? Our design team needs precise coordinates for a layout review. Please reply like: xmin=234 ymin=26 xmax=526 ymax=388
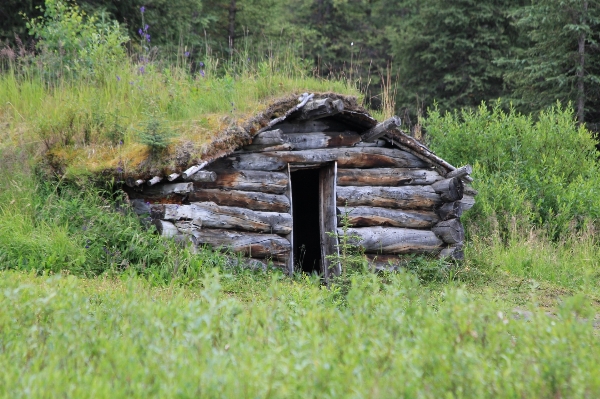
xmin=154 ymin=202 xmax=292 ymax=234
xmin=224 ymin=256 xmax=286 ymax=271
xmin=167 ymin=173 xmax=180 ymax=181
xmin=446 ymin=165 xmax=472 ymax=180
xmin=439 ymin=244 xmax=464 ymax=260
xmin=130 ymin=199 xmax=150 ymax=215
xmin=361 ymin=116 xmax=401 ymax=142
xmin=275 ymin=119 xmax=352 ymax=134
xmin=354 ymin=140 xmax=387 ymax=147
xmin=174 ymin=219 xmax=203 ymax=234
xmin=337 ymin=168 xmax=443 ymax=186
xmin=339 ymin=226 xmax=444 ymax=254
xmin=281 ymin=131 xmax=361 ymax=150
xmin=251 ymin=129 xmax=284 ymax=145
xmin=187 ymin=228 xmax=291 ymax=260
xmin=135 ymin=179 xmax=145 ymax=186
xmin=196 ymin=170 xmax=288 ymax=194
xmin=182 ymin=161 xmax=208 ymax=179
xmin=298 ymin=98 xmax=344 ymax=121
xmin=337 ymin=186 xmax=442 ymax=210
xmin=432 ymin=219 xmax=465 ymax=244
xmin=188 ymin=189 xmax=290 ymax=213
xmin=185 ymin=170 xmax=218 ymax=183
xmin=215 ymin=147 xmax=429 ymax=171
xmin=147 ymin=176 xmax=162 ymax=186
xmin=464 ymin=185 xmax=478 ymax=196
xmin=431 ymin=177 xmax=464 ymax=202
xmin=338 ymin=206 xmax=439 ymax=229
xmin=459 ymin=195 xmax=475 ymax=212
xmin=436 ymin=201 xmax=464 ymax=221
xmin=144 ymin=182 xmax=194 ymax=197
xmin=152 ymin=219 xmax=179 ymax=237
xmin=384 ymin=131 xmax=457 ymax=173
xmin=239 ymin=144 xmax=294 ymax=152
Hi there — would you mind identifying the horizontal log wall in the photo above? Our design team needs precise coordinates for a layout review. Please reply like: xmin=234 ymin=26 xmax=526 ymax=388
xmin=133 ymin=113 xmax=472 ymax=266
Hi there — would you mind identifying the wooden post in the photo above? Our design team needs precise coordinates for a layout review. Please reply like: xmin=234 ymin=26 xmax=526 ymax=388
xmin=320 ymin=162 xmax=340 ymax=281
xmin=147 ymin=176 xmax=162 ymax=186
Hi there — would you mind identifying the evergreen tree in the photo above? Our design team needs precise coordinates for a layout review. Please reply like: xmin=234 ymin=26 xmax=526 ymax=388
xmin=502 ymin=0 xmax=600 ymax=126
xmin=388 ymin=0 xmax=524 ymax=115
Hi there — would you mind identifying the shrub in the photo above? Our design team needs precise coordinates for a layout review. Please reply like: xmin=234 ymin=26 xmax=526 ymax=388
xmin=424 ymin=101 xmax=600 ymax=238
xmin=25 ymin=0 xmax=129 ymax=80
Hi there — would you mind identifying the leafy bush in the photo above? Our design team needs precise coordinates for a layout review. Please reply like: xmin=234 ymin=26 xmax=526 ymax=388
xmin=425 ymin=101 xmax=600 ymax=238
xmin=25 ymin=0 xmax=129 ymax=79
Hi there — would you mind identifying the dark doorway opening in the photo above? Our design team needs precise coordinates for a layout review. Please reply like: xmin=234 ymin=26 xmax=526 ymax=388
xmin=290 ymin=168 xmax=321 ymax=274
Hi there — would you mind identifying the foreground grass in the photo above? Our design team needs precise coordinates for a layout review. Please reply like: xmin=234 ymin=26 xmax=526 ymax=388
xmin=1 ymin=269 xmax=599 ymax=398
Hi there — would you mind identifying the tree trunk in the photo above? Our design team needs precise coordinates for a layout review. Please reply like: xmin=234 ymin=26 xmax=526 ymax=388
xmin=577 ymin=0 xmax=588 ymax=124
xmin=228 ymin=0 xmax=237 ymax=53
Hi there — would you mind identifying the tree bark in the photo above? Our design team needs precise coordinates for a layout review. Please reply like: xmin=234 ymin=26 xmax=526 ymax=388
xmin=577 ymin=0 xmax=588 ymax=124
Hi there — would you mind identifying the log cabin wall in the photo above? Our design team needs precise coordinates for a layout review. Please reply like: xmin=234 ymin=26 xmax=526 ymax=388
xmin=124 ymin=96 xmax=475 ymax=277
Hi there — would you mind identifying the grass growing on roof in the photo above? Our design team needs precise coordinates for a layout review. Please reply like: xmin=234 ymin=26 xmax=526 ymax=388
xmin=0 ymin=57 xmax=359 ymax=180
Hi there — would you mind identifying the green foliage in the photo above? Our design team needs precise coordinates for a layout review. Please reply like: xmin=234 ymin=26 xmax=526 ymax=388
xmin=137 ymin=114 xmax=174 ymax=154
xmin=1 ymin=269 xmax=600 ymax=397
xmin=500 ymin=0 xmax=600 ymax=123
xmin=25 ymin=0 xmax=129 ymax=79
xmin=425 ymin=101 xmax=600 ymax=236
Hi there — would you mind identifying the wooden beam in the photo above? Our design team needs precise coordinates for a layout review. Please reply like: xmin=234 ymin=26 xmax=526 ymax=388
xmin=338 ymin=206 xmax=439 ymax=229
xmin=153 ymin=202 xmax=292 ymax=234
xmin=297 ymin=98 xmax=344 ymax=121
xmin=432 ymin=219 xmax=465 ymax=244
xmin=167 ymin=173 xmax=180 ymax=181
xmin=147 ymin=176 xmax=162 ymax=186
xmin=182 ymin=161 xmax=208 ymax=179
xmin=188 ymin=189 xmax=290 ymax=213
xmin=152 ymin=219 xmax=179 ymax=237
xmin=281 ymin=131 xmax=361 ymax=150
xmin=320 ymin=162 xmax=341 ymax=280
xmin=144 ymin=182 xmax=193 ymax=197
xmin=187 ymin=228 xmax=291 ymax=260
xmin=185 ymin=170 xmax=218 ymax=183
xmin=336 ymin=185 xmax=442 ymax=210
xmin=339 ymin=226 xmax=443 ymax=255
xmin=361 ymin=116 xmax=401 ymax=142
xmin=436 ymin=201 xmax=464 ymax=221
xmin=337 ymin=168 xmax=443 ymax=186
xmin=446 ymin=164 xmax=472 ymax=179
xmin=214 ymin=147 xmax=429 ymax=171
xmin=431 ymin=177 xmax=464 ymax=202
xmin=195 ymin=170 xmax=288 ymax=194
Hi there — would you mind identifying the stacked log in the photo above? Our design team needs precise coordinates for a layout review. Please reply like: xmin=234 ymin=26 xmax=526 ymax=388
xmin=125 ymin=97 xmax=474 ymax=273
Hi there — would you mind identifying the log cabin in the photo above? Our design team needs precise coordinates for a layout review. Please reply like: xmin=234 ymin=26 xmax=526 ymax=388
xmin=122 ymin=93 xmax=476 ymax=280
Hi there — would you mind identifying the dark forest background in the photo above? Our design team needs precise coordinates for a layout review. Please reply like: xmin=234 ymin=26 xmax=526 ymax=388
xmin=1 ymin=0 xmax=599 ymax=130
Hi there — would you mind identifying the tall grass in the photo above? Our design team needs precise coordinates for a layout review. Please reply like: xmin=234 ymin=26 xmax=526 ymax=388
xmin=0 ymin=270 xmax=598 ymax=398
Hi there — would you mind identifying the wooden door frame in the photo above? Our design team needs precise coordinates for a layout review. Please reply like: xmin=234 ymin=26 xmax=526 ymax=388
xmin=288 ymin=162 xmax=340 ymax=281
xmin=319 ymin=162 xmax=341 ymax=281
